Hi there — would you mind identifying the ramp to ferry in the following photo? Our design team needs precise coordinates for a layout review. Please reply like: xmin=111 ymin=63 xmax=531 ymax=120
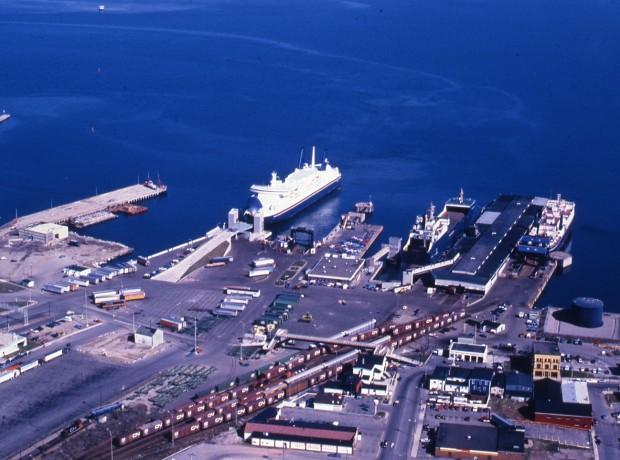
xmin=153 ymin=223 xmax=251 ymax=283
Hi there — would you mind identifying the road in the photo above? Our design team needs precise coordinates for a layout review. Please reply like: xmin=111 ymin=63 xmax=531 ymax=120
xmin=379 ymin=367 xmax=427 ymax=460
xmin=590 ymin=383 xmax=620 ymax=460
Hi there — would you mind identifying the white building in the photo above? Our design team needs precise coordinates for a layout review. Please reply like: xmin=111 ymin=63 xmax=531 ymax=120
xmin=449 ymin=338 xmax=488 ymax=363
xmin=313 ymin=393 xmax=344 ymax=412
xmin=134 ymin=326 xmax=164 ymax=348
xmin=0 ymin=332 xmax=27 ymax=358
xmin=19 ymin=223 xmax=69 ymax=245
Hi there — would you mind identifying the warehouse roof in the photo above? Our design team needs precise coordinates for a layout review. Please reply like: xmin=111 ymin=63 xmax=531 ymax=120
xmin=532 ymin=341 xmax=560 ymax=355
xmin=534 ymin=379 xmax=592 ymax=418
xmin=436 ymin=423 xmax=524 ymax=454
xmin=244 ymin=420 xmax=357 ymax=442
xmin=450 ymin=342 xmax=488 ymax=354
xmin=249 ymin=431 xmax=354 ymax=447
xmin=561 ymin=380 xmax=590 ymax=404
xmin=314 ymin=393 xmax=343 ymax=406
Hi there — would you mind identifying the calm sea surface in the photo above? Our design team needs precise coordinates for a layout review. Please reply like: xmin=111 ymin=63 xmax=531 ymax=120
xmin=0 ymin=0 xmax=619 ymax=310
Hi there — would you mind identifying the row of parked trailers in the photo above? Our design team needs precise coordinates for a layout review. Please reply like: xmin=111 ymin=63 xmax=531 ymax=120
xmin=114 ymin=308 xmax=468 ymax=448
xmin=91 ymin=288 xmax=146 ymax=306
xmin=214 ymin=287 xmax=261 ymax=317
xmin=0 ymin=348 xmax=65 ymax=384
xmin=42 ymin=262 xmax=138 ymax=295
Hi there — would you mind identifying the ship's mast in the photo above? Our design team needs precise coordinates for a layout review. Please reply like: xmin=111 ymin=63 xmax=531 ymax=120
xmin=311 ymin=146 xmax=316 ymax=168
xmin=459 ymin=187 xmax=464 ymax=204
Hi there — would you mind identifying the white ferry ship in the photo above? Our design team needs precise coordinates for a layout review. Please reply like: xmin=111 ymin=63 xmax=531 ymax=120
xmin=245 ymin=147 xmax=342 ymax=223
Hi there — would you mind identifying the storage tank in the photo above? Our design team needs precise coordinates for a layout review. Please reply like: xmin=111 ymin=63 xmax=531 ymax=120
xmin=571 ymin=297 xmax=604 ymax=328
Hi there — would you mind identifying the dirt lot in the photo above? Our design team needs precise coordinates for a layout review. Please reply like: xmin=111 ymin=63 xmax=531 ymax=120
xmin=79 ymin=330 xmax=169 ymax=364
xmin=0 ymin=233 xmax=131 ymax=287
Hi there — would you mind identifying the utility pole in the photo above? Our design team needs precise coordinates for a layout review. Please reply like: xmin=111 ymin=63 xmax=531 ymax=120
xmin=169 ymin=411 xmax=175 ymax=449
xmin=23 ymin=309 xmax=28 ymax=326
xmin=132 ymin=312 xmax=136 ymax=334
xmin=194 ymin=316 xmax=198 ymax=355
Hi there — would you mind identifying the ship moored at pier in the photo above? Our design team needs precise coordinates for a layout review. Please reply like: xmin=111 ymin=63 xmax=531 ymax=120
xmin=245 ymin=146 xmax=342 ymax=224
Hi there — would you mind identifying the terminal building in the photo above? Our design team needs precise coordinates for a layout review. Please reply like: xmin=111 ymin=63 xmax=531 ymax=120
xmin=434 ymin=195 xmax=541 ymax=294
xmin=19 ymin=223 xmax=69 ymax=245
xmin=0 ymin=332 xmax=28 ymax=358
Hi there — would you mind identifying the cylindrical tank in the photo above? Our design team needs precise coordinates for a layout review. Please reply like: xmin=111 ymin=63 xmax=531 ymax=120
xmin=571 ymin=297 xmax=604 ymax=328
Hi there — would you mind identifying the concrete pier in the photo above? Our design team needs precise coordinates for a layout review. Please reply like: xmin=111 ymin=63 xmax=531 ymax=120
xmin=1 ymin=183 xmax=167 ymax=237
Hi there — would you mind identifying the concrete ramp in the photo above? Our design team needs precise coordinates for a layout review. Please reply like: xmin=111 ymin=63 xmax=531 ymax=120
xmin=152 ymin=228 xmax=236 ymax=283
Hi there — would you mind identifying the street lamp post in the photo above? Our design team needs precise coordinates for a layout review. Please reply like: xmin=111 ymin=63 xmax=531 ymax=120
xmin=105 ymin=428 xmax=113 ymax=460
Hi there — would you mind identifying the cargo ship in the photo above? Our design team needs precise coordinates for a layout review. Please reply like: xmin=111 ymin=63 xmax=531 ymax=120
xmin=245 ymin=146 xmax=341 ymax=223
xmin=0 ymin=111 xmax=11 ymax=124
xmin=403 ymin=189 xmax=479 ymax=266
xmin=517 ymin=194 xmax=575 ymax=255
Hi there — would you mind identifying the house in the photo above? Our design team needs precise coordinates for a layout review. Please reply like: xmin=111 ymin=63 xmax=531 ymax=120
xmin=133 ymin=326 xmax=164 ymax=348
xmin=353 ymin=355 xmax=388 ymax=383
xmin=468 ymin=368 xmax=495 ymax=401
xmin=504 ymin=372 xmax=533 ymax=401
xmin=532 ymin=342 xmax=561 ymax=381
xmin=435 ymin=422 xmax=525 ymax=459
xmin=353 ymin=355 xmax=393 ymax=397
xmin=428 ymin=366 xmax=495 ymax=408
xmin=533 ymin=378 xmax=592 ymax=429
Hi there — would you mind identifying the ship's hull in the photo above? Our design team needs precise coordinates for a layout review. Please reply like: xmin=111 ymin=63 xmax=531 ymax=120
xmin=248 ymin=176 xmax=341 ymax=224
xmin=405 ymin=204 xmax=480 ymax=266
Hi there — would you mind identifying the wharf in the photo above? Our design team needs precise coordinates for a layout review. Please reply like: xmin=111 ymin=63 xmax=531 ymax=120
xmin=0 ymin=183 xmax=166 ymax=236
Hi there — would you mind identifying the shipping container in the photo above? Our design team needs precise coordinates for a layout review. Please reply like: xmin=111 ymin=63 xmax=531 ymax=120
xmin=43 ymin=349 xmax=63 ymax=362
xmin=220 ymin=302 xmax=245 ymax=312
xmin=0 ymin=369 xmax=20 ymax=384
xmin=252 ymin=258 xmax=275 ymax=268
xmin=20 ymin=360 xmax=40 ymax=373
xmin=224 ymin=286 xmax=261 ymax=297
xmin=214 ymin=308 xmax=238 ymax=317
xmin=248 ymin=268 xmax=273 ymax=278
xmin=224 ymin=296 xmax=250 ymax=305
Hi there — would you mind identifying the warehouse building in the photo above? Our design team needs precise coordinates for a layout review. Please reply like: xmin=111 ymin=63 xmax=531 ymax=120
xmin=313 ymin=393 xmax=344 ymax=412
xmin=435 ymin=422 xmax=525 ymax=459
xmin=449 ymin=338 xmax=488 ymax=363
xmin=133 ymin=326 xmax=164 ymax=348
xmin=434 ymin=195 xmax=541 ymax=294
xmin=244 ymin=419 xmax=359 ymax=455
xmin=532 ymin=341 xmax=561 ymax=381
xmin=19 ymin=223 xmax=69 ymax=245
xmin=307 ymin=255 xmax=365 ymax=286
xmin=0 ymin=332 xmax=27 ymax=358
xmin=533 ymin=378 xmax=592 ymax=429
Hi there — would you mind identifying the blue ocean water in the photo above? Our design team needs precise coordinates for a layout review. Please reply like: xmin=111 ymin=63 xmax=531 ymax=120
xmin=0 ymin=0 xmax=618 ymax=310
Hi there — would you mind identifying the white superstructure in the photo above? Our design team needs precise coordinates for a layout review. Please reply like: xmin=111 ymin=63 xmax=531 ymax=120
xmin=245 ymin=147 xmax=341 ymax=223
